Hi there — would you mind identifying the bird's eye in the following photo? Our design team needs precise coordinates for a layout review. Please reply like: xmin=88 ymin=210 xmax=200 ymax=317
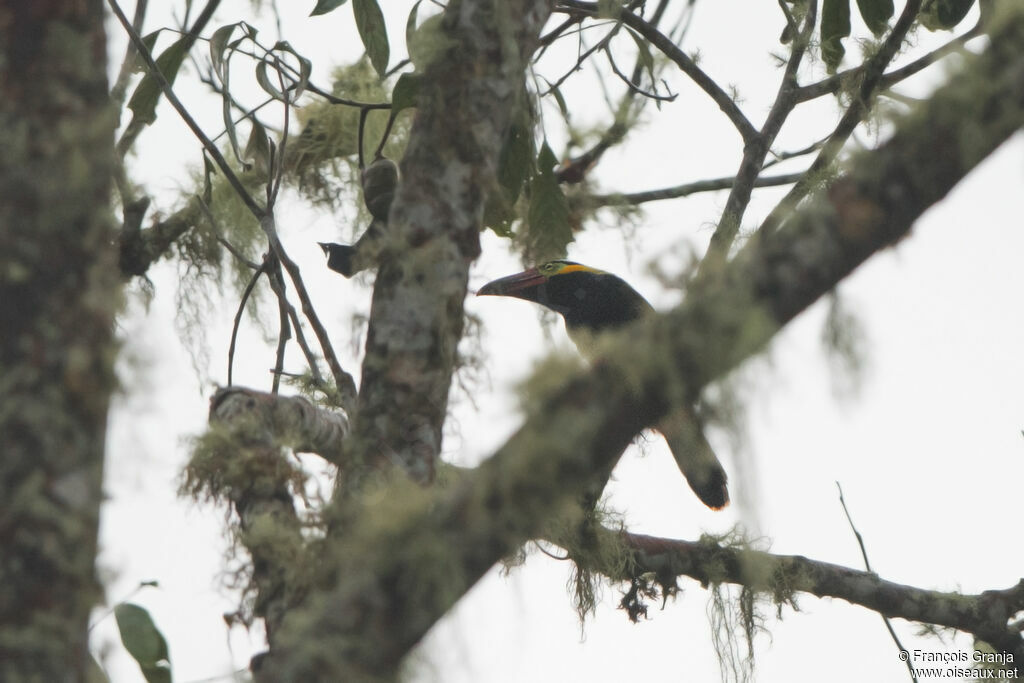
xmin=540 ymin=263 xmax=556 ymax=274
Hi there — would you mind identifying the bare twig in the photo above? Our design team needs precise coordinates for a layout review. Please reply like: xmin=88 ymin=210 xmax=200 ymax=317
xmin=700 ymin=0 xmax=816 ymax=272
xmin=267 ymin=267 xmax=326 ymax=389
xmin=553 ymin=0 xmax=673 ymax=184
xmin=271 ymin=304 xmax=290 ymax=392
xmin=763 ymin=136 xmax=830 ymax=170
xmin=554 ymin=1 xmax=758 ymax=143
xmin=604 ymin=47 xmax=676 ymax=102
xmin=110 ymin=0 xmax=150 ymax=110
xmin=541 ymin=20 xmax=620 ymax=95
xmin=588 ymin=172 xmax=802 ymax=207
xmin=796 ymin=22 xmax=983 ymax=103
xmin=261 ymin=215 xmax=358 ymax=415
xmin=227 ymin=257 xmax=270 ymax=387
xmin=759 ymin=0 xmax=925 ymax=234
xmin=837 ymin=483 xmax=918 ymax=683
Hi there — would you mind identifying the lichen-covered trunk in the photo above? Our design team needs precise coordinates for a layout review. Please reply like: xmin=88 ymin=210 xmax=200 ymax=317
xmin=349 ymin=0 xmax=553 ymax=485
xmin=0 ymin=2 xmax=116 ymax=680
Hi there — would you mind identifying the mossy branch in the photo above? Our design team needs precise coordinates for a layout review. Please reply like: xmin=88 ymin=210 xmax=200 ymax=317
xmin=253 ymin=10 xmax=1024 ymax=680
xmin=569 ymin=527 xmax=1024 ymax=661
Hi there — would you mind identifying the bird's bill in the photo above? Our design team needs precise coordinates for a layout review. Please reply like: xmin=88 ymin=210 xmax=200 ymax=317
xmin=476 ymin=268 xmax=546 ymax=298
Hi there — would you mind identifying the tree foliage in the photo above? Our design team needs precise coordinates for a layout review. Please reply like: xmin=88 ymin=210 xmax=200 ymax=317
xmin=3 ymin=0 xmax=1023 ymax=681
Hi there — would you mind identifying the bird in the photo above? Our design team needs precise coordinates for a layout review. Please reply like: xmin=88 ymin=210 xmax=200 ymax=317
xmin=477 ymin=259 xmax=729 ymax=510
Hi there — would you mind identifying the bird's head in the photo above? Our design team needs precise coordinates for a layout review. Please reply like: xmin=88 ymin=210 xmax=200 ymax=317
xmin=476 ymin=260 xmax=605 ymax=316
xmin=477 ymin=260 xmax=651 ymax=332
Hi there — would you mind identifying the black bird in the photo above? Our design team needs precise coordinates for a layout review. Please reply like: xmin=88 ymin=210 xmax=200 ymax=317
xmin=478 ymin=259 xmax=729 ymax=510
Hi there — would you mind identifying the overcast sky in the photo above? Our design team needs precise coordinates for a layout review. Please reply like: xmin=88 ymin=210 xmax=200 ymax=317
xmin=94 ymin=2 xmax=1023 ymax=681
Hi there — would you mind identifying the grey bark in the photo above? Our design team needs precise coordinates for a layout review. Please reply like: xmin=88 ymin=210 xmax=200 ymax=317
xmin=0 ymin=2 xmax=117 ymax=681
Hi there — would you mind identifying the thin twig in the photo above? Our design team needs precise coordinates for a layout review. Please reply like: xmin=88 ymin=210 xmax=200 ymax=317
xmin=553 ymin=0 xmax=673 ymax=184
xmin=533 ymin=541 xmax=570 ymax=561
xmin=554 ymin=1 xmax=757 ymax=143
xmin=589 ymin=172 xmax=803 ymax=207
xmin=538 ymin=13 xmax=582 ymax=51
xmin=759 ymin=0 xmax=925 ymax=234
xmin=541 ymin=21 xmax=619 ymax=95
xmin=115 ymin=0 xmax=223 ymax=157
xmin=699 ymin=0 xmax=816 ymax=273
xmin=271 ymin=259 xmax=290 ymax=395
xmin=837 ymin=482 xmax=919 ymax=683
xmin=110 ymin=0 xmax=149 ymax=109
xmin=763 ymin=136 xmax=830 ymax=170
xmin=796 ymin=22 xmax=983 ymax=103
xmin=267 ymin=266 xmax=325 ymax=388
xmin=107 ymin=0 xmax=266 ymax=220
xmin=261 ymin=215 xmax=358 ymax=414
xmin=227 ymin=258 xmax=270 ymax=386
xmin=604 ymin=47 xmax=676 ymax=102
xmin=269 ymin=58 xmax=291 ymax=208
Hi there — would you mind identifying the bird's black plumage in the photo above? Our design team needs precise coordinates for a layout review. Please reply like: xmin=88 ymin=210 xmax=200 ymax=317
xmin=478 ymin=259 xmax=729 ymax=509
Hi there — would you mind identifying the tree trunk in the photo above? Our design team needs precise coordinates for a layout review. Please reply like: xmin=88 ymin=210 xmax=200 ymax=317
xmin=0 ymin=2 xmax=116 ymax=681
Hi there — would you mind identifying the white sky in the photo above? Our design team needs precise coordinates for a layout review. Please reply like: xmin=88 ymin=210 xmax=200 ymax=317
xmin=94 ymin=2 xmax=1024 ymax=682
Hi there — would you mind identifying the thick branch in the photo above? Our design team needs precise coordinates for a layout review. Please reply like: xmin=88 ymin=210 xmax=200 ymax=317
xmin=201 ymin=389 xmax=307 ymax=648
xmin=259 ymin=9 xmax=1024 ymax=681
xmin=118 ymin=199 xmax=201 ymax=278
xmin=348 ymin=0 xmax=553 ymax=485
xmin=208 ymin=387 xmax=349 ymax=465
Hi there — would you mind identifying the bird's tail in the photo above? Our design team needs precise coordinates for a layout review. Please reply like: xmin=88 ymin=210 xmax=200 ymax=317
xmin=656 ymin=407 xmax=729 ymax=510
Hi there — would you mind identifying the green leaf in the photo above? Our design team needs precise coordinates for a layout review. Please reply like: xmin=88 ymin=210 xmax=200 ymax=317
xmin=114 ymin=603 xmax=171 ymax=683
xmin=207 ymin=23 xmax=257 ymax=163
xmin=920 ymin=0 xmax=975 ymax=30
xmin=391 ymin=72 xmax=422 ymax=114
xmin=526 ymin=142 xmax=572 ymax=261
xmin=310 ymin=0 xmax=349 ymax=16
xmin=353 ymin=0 xmax=390 ymax=79
xmin=243 ymin=118 xmax=272 ymax=175
xmin=133 ymin=30 xmax=164 ymax=74
xmin=539 ymin=78 xmax=571 ymax=126
xmin=255 ymin=42 xmax=312 ymax=103
xmin=855 ymin=0 xmax=893 ymax=36
xmin=208 ymin=24 xmax=238 ymax=80
xmin=273 ymin=41 xmax=312 ymax=100
xmin=498 ymin=119 xmax=533 ymax=200
xmin=405 ymin=0 xmax=423 ymax=53
xmin=626 ymin=28 xmax=655 ymax=87
xmin=820 ymin=0 xmax=851 ymax=74
xmin=127 ymin=37 xmax=190 ymax=125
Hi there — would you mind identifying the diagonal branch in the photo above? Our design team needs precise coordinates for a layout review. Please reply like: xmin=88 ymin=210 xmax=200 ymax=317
xmin=257 ymin=9 xmax=1024 ymax=680
xmin=759 ymin=0 xmax=925 ymax=234
xmin=700 ymin=0 xmax=817 ymax=272
xmin=555 ymin=1 xmax=758 ymax=143
xmin=107 ymin=0 xmax=265 ymax=220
